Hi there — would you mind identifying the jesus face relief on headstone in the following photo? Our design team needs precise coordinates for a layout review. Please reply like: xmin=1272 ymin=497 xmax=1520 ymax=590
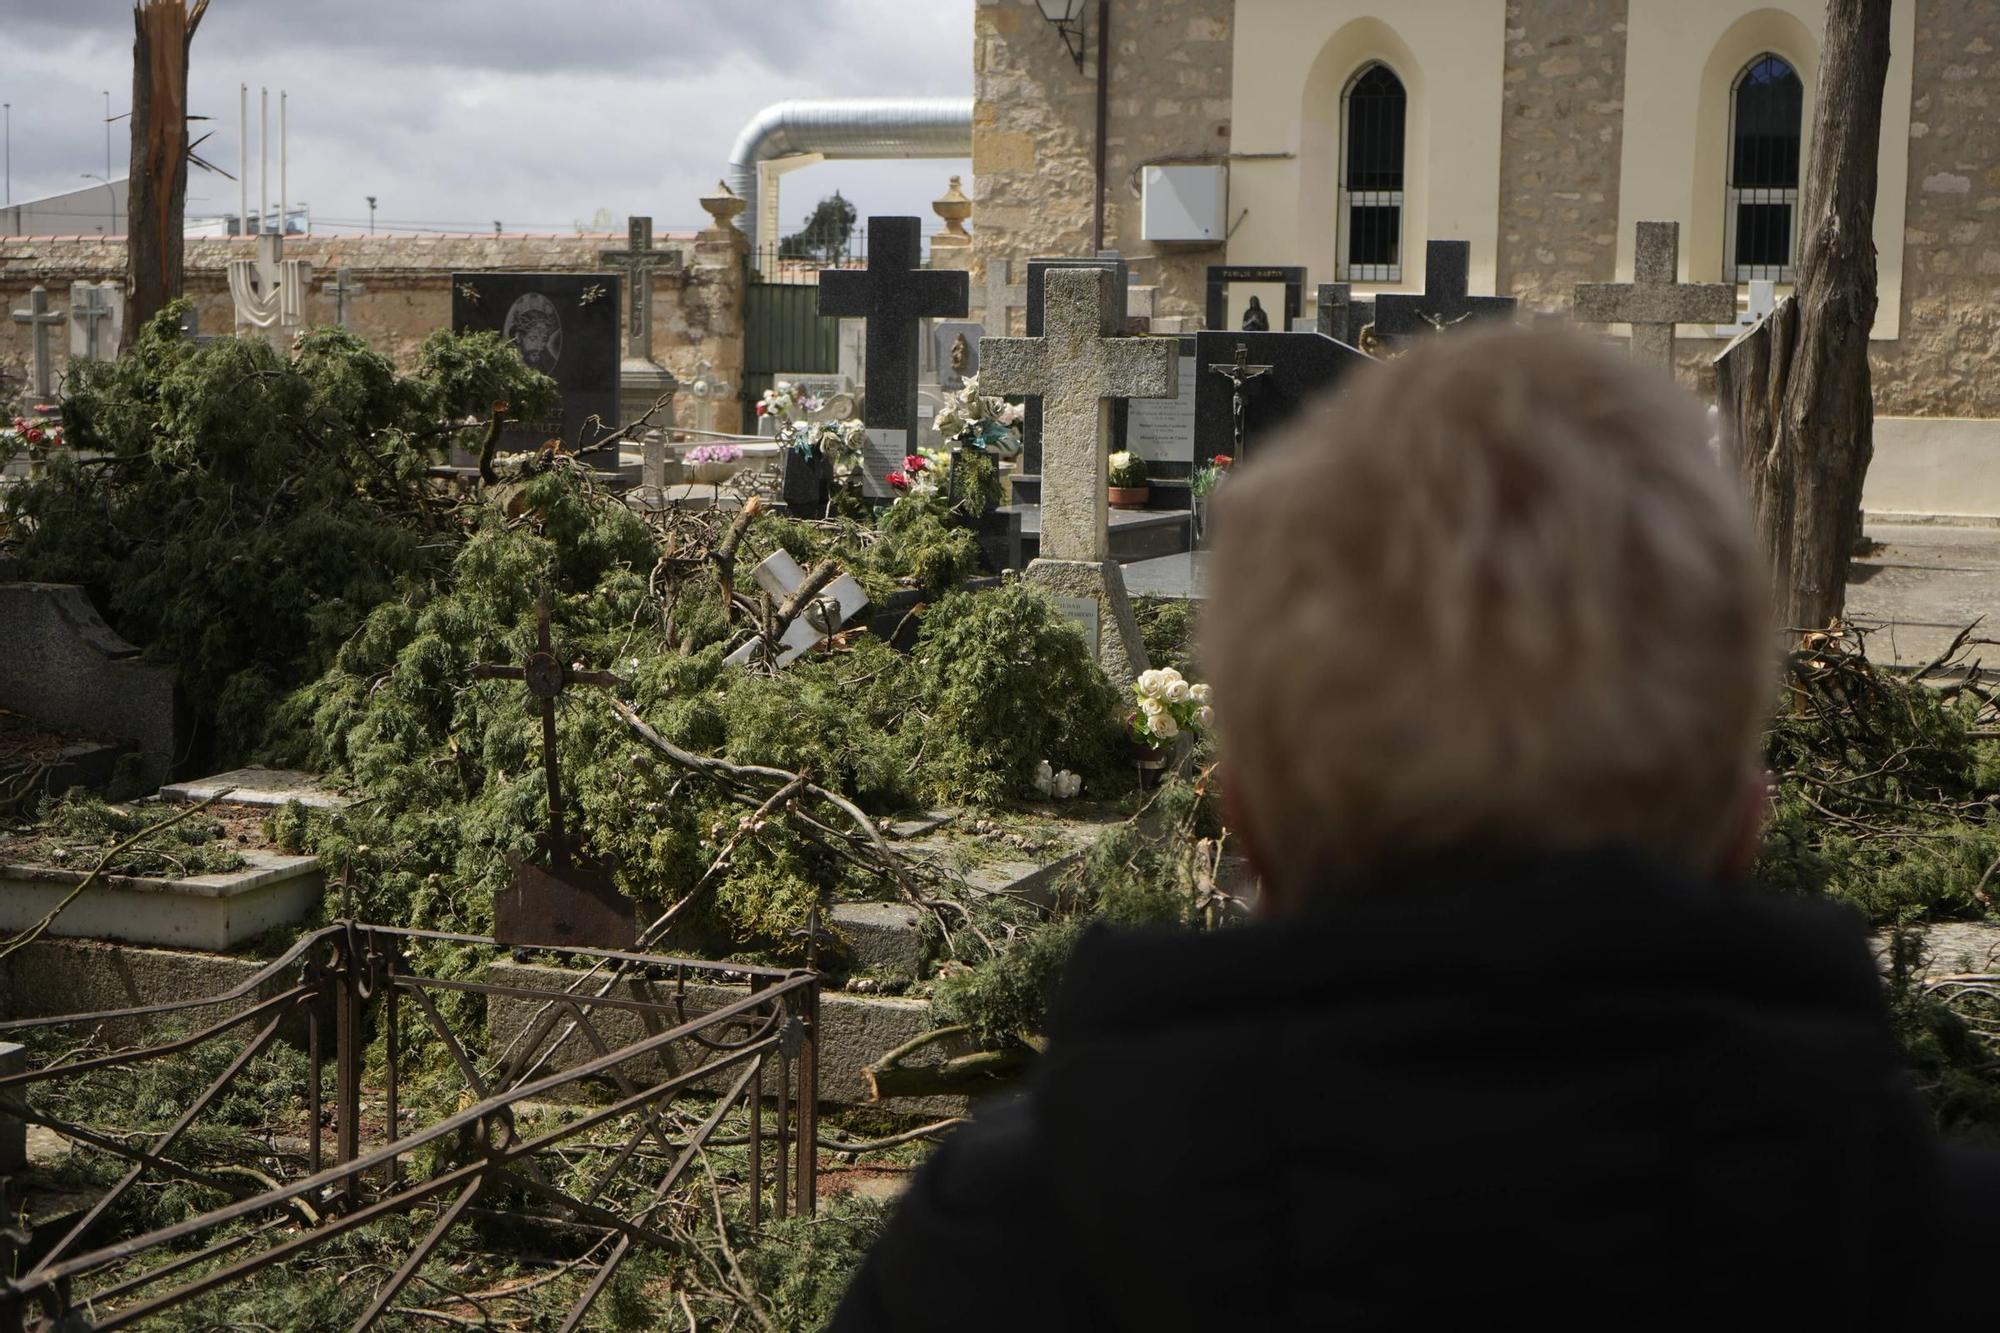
xmin=504 ymin=293 xmax=563 ymax=373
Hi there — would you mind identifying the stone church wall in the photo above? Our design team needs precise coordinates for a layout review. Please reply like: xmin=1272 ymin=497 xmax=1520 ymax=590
xmin=971 ymin=0 xmax=1234 ymax=328
xmin=1 ymin=231 xmax=746 ymax=437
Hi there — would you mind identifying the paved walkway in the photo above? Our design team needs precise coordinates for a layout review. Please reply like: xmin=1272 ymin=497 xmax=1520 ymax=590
xmin=1122 ymin=523 xmax=2000 ymax=673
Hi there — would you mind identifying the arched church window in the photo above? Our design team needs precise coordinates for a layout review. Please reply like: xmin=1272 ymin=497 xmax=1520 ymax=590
xmin=1727 ymin=53 xmax=1804 ymax=282
xmin=1339 ymin=63 xmax=1406 ymax=283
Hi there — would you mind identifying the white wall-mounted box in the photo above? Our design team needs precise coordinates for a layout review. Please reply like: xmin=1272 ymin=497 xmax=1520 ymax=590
xmin=1141 ymin=165 xmax=1226 ymax=243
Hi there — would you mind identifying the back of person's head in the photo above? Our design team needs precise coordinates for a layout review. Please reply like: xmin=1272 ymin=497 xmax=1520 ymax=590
xmin=1203 ymin=327 xmax=1770 ymax=903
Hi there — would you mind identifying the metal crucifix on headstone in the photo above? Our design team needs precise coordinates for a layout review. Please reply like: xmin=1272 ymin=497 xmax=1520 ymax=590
xmin=980 ymin=266 xmax=1178 ymax=684
xmin=1373 ymin=241 xmax=1517 ymax=344
xmin=1208 ymin=343 xmax=1274 ymax=456
xmin=324 ymin=267 xmax=367 ymax=330
xmin=469 ymin=598 xmax=635 ymax=949
xmin=819 ymin=216 xmax=969 ymax=496
xmin=1574 ymin=221 xmax=1736 ymax=374
xmin=10 ymin=286 xmax=66 ymax=399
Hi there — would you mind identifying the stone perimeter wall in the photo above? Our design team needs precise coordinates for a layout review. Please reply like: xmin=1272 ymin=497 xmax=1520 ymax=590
xmin=971 ymin=0 xmax=1235 ymax=329
xmin=1 ymin=231 xmax=747 ymax=436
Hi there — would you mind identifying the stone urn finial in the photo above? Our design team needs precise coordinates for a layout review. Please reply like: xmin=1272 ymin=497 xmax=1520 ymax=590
xmin=699 ymin=180 xmax=747 ymax=234
xmin=931 ymin=175 xmax=972 ymax=246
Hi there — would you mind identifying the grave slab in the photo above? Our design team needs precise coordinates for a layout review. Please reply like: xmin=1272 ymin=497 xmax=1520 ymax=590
xmin=161 ymin=767 xmax=353 ymax=810
xmin=0 ymin=849 xmax=323 ymax=951
xmin=830 ymin=901 xmax=927 ymax=980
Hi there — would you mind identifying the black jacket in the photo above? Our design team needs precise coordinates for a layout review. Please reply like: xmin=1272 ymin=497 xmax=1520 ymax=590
xmin=830 ymin=848 xmax=2000 ymax=1331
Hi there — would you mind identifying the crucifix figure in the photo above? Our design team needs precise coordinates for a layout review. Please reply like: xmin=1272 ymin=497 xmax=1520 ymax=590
xmin=11 ymin=286 xmax=67 ymax=399
xmin=1574 ymin=221 xmax=1737 ymax=374
xmin=980 ymin=266 xmax=1178 ymax=684
xmin=819 ymin=216 xmax=969 ymax=495
xmin=598 ymin=215 xmax=682 ymax=362
xmin=68 ymin=283 xmax=120 ymax=361
xmin=324 ymin=267 xmax=367 ymax=331
xmin=976 ymin=256 xmax=1028 ymax=336
xmin=470 ymin=598 xmax=635 ymax=949
xmin=1373 ymin=241 xmax=1516 ymax=344
xmin=1208 ymin=343 xmax=1274 ymax=455
xmin=227 ymin=231 xmax=312 ymax=343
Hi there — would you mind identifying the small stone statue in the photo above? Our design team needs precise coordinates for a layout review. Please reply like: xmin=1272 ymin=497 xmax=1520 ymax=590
xmin=950 ymin=332 xmax=970 ymax=375
xmin=1240 ymin=295 xmax=1270 ymax=332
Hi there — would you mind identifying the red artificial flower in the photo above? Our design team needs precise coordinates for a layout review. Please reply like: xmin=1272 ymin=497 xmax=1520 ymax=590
xmin=754 ymin=401 xmax=767 ymax=416
xmin=10 ymin=417 xmax=26 ymax=431
xmin=904 ymin=454 xmax=927 ymax=472
xmin=23 ymin=428 xmax=43 ymax=444
xmin=885 ymin=470 xmax=909 ymax=491
xmin=1213 ymin=454 xmax=1233 ymax=469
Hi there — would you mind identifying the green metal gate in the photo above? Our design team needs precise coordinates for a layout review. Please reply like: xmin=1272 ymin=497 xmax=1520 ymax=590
xmin=741 ymin=258 xmax=845 ymax=433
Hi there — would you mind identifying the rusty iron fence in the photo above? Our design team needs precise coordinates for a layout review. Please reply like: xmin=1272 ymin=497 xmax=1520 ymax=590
xmin=0 ymin=923 xmax=818 ymax=1331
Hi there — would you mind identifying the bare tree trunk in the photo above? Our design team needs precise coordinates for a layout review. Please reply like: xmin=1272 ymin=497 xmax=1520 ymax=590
xmin=1718 ymin=0 xmax=1891 ymax=631
xmin=124 ymin=0 xmax=207 ymax=348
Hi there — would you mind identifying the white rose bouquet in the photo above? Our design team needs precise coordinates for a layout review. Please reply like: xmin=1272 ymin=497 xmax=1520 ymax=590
xmin=1131 ymin=668 xmax=1212 ymax=748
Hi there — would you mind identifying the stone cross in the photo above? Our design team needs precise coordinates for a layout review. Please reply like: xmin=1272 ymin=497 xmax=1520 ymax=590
xmin=324 ymin=267 xmax=367 ymax=330
xmin=598 ymin=215 xmax=681 ymax=362
xmin=976 ymin=256 xmax=1028 ymax=337
xmin=1373 ymin=241 xmax=1517 ymax=342
xmin=980 ymin=267 xmax=1176 ymax=685
xmin=819 ymin=216 xmax=969 ymax=484
xmin=67 ymin=283 xmax=120 ymax=361
xmin=228 ymin=231 xmax=312 ymax=341
xmin=722 ymin=549 xmax=870 ymax=669
xmin=10 ymin=286 xmax=66 ymax=399
xmin=1575 ymin=222 xmax=1737 ymax=372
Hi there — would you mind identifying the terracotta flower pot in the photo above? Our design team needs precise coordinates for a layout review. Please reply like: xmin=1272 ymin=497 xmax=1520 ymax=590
xmin=1108 ymin=485 xmax=1150 ymax=510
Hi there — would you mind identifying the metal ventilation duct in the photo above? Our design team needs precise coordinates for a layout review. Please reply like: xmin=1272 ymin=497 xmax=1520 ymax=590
xmin=726 ymin=98 xmax=974 ymax=259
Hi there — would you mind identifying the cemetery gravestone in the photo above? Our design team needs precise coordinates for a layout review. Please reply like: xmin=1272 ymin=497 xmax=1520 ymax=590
xmin=68 ymin=282 xmax=124 ymax=362
xmin=598 ymin=216 xmax=682 ymax=444
xmin=1023 ymin=255 xmax=1130 ymax=475
xmin=1316 ymin=282 xmax=1376 ymax=348
xmin=1123 ymin=334 xmax=1199 ymax=468
xmin=1192 ymin=329 xmax=1375 ymax=462
xmin=1574 ymin=221 xmax=1736 ymax=373
xmin=227 ymin=231 xmax=312 ymax=344
xmin=452 ymin=272 xmax=622 ymax=459
xmin=1372 ymin=241 xmax=1516 ymax=343
xmin=819 ymin=216 xmax=968 ymax=497
xmin=10 ymin=287 xmax=66 ymax=399
xmin=1204 ymin=266 xmax=1306 ymax=332
xmin=323 ymin=267 xmax=367 ymax=330
xmin=981 ymin=267 xmax=1178 ymax=684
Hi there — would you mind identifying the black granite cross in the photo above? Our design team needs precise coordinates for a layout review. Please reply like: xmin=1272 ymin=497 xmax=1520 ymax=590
xmin=1372 ymin=241 xmax=1516 ymax=343
xmin=818 ymin=216 xmax=968 ymax=442
xmin=470 ymin=597 xmax=635 ymax=948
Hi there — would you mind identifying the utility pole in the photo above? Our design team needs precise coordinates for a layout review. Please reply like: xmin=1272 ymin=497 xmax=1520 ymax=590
xmin=4 ymin=103 xmax=11 ymax=206
xmin=367 ymin=195 xmax=377 ymax=234
xmin=279 ymin=90 xmax=287 ymax=234
xmin=238 ymin=83 xmax=247 ymax=234
xmin=259 ymin=86 xmax=268 ymax=234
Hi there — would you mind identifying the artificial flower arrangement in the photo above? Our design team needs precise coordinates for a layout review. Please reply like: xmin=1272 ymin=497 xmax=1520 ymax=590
xmin=884 ymin=453 xmax=940 ymax=499
xmin=1130 ymin=667 xmax=1213 ymax=748
xmin=1191 ymin=453 xmax=1233 ymax=499
xmin=931 ymin=375 xmax=1023 ymax=457
xmin=1 ymin=407 xmax=63 ymax=472
xmin=683 ymin=443 xmax=743 ymax=466
xmin=755 ymin=380 xmax=822 ymax=424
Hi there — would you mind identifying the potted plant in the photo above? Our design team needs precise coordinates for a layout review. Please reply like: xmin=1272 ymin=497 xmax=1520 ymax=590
xmin=1107 ymin=450 xmax=1150 ymax=509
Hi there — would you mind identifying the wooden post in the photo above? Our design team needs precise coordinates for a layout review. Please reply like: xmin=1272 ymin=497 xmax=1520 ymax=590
xmin=1717 ymin=0 xmax=1892 ymax=632
xmin=125 ymin=0 xmax=208 ymax=348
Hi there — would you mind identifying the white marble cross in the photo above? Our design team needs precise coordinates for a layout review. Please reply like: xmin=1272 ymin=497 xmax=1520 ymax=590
xmin=228 ymin=231 xmax=313 ymax=342
xmin=10 ymin=286 xmax=66 ymax=399
xmin=68 ymin=283 xmax=123 ymax=361
xmin=1574 ymin=221 xmax=1737 ymax=372
xmin=723 ymin=549 xmax=870 ymax=668
xmin=979 ymin=267 xmax=1179 ymax=563
xmin=324 ymin=267 xmax=367 ymax=330
xmin=976 ymin=257 xmax=1028 ymax=337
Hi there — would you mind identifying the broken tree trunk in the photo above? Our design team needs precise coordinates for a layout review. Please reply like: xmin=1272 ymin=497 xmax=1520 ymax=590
xmin=1715 ymin=0 xmax=1891 ymax=632
xmin=125 ymin=0 xmax=207 ymax=348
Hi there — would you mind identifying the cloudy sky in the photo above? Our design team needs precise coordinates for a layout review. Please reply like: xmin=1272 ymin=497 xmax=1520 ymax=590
xmin=1 ymin=0 xmax=973 ymax=238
